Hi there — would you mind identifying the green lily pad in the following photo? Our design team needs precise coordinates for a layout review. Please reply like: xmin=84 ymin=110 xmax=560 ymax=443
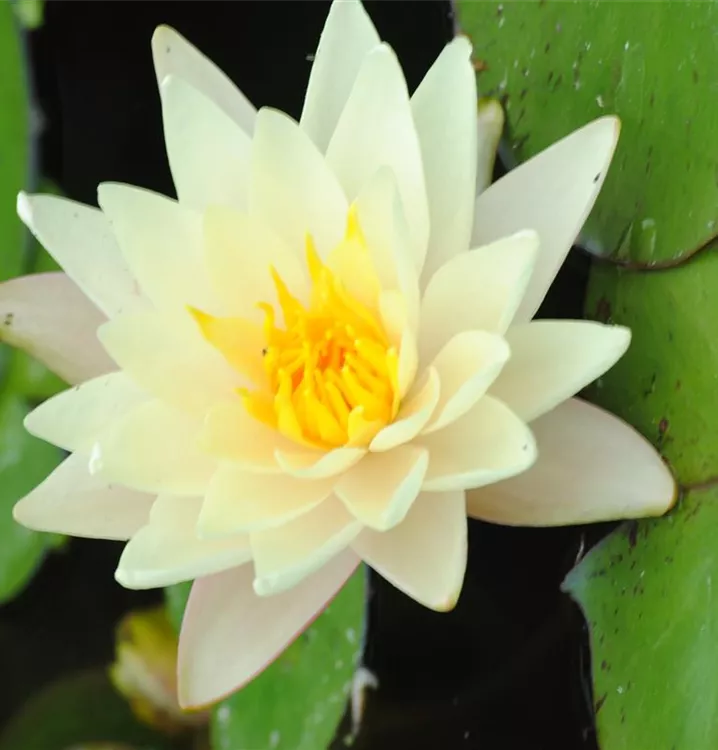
xmin=564 ymin=486 xmax=718 ymax=750
xmin=167 ymin=568 xmax=366 ymax=750
xmin=0 ymin=670 xmax=176 ymax=750
xmin=457 ymin=0 xmax=718 ymax=265
xmin=0 ymin=393 xmax=63 ymax=604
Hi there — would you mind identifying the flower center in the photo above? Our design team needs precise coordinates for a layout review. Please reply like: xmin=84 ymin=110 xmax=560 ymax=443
xmin=193 ymin=210 xmax=399 ymax=449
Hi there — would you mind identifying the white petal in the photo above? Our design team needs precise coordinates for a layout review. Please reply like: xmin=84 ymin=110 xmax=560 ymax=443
xmin=275 ymin=447 xmax=366 ymax=479
xmin=472 ymin=116 xmax=620 ymax=321
xmin=418 ymin=230 xmax=539 ymax=364
xmin=418 ymin=395 xmax=536 ymax=492
xmin=116 ymin=495 xmax=251 ymax=589
xmin=335 ymin=445 xmax=428 ymax=530
xmin=24 ymin=372 xmax=148 ymax=452
xmin=160 ymin=76 xmax=251 ymax=213
xmin=250 ymin=108 xmax=348 ymax=257
xmin=326 ymin=45 xmax=429 ymax=267
xmin=204 ymin=206 xmax=307 ymax=319
xmin=424 ymin=330 xmax=510 ymax=434
xmin=475 ymin=98 xmax=505 ymax=196
xmin=13 ymin=452 xmax=153 ymax=540
xmin=489 ymin=320 xmax=631 ymax=422
xmin=353 ymin=490 xmax=466 ymax=611
xmin=0 ymin=273 xmax=113 ymax=385
xmin=412 ymin=37 xmax=478 ymax=284
xmin=91 ymin=400 xmax=216 ymax=496
xmin=17 ymin=193 xmax=146 ymax=318
xmin=467 ymin=398 xmax=677 ymax=526
xmin=300 ymin=0 xmax=380 ymax=152
xmin=152 ymin=25 xmax=256 ymax=136
xmin=251 ymin=498 xmax=363 ymax=595
xmin=97 ymin=184 xmax=216 ymax=312
xmin=177 ymin=549 xmax=359 ymax=708
xmin=98 ymin=311 xmax=241 ymax=415
xmin=199 ymin=466 xmax=334 ymax=536
xmin=201 ymin=401 xmax=292 ymax=473
xmin=370 ymin=367 xmax=440 ymax=452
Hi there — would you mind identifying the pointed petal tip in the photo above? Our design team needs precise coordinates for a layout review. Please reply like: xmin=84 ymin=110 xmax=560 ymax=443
xmin=16 ymin=191 xmax=31 ymax=225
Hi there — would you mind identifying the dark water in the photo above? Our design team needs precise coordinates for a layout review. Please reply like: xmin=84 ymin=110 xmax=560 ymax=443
xmin=5 ymin=2 xmax=609 ymax=748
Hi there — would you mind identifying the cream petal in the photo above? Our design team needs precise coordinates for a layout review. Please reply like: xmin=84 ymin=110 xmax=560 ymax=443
xmin=411 ymin=37 xmax=478 ymax=284
xmin=201 ymin=401 xmax=294 ymax=472
xmin=91 ymin=400 xmax=216 ymax=495
xmin=418 ymin=395 xmax=536 ymax=492
xmin=98 ymin=311 xmax=241 ymax=415
xmin=489 ymin=320 xmax=631 ymax=423
xmin=467 ymin=398 xmax=677 ymax=526
xmin=177 ymin=549 xmax=359 ymax=709
xmin=335 ymin=445 xmax=428 ymax=531
xmin=472 ymin=116 xmax=620 ymax=322
xmin=326 ymin=45 xmax=429 ymax=267
xmin=17 ymin=193 xmax=145 ymax=318
xmin=24 ymin=372 xmax=148 ymax=452
xmin=397 ymin=324 xmax=419 ymax=402
xmin=300 ymin=0 xmax=380 ymax=153
xmin=0 ymin=273 xmax=113 ymax=385
xmin=116 ymin=495 xmax=251 ymax=589
xmin=152 ymin=25 xmax=256 ymax=136
xmin=13 ymin=452 xmax=153 ymax=540
xmin=475 ymin=98 xmax=505 ymax=196
xmin=199 ymin=466 xmax=334 ymax=536
xmin=275 ymin=447 xmax=366 ymax=480
xmin=423 ymin=330 xmax=510 ymax=434
xmin=251 ymin=498 xmax=363 ymax=596
xmin=160 ymin=76 xmax=251 ymax=213
xmin=418 ymin=230 xmax=539 ymax=364
xmin=204 ymin=206 xmax=307 ymax=319
xmin=250 ymin=108 xmax=348 ymax=258
xmin=352 ymin=490 xmax=467 ymax=611
xmin=97 ymin=183 xmax=216 ymax=313
xmin=356 ymin=169 xmax=420 ymax=333
xmin=370 ymin=367 xmax=440 ymax=452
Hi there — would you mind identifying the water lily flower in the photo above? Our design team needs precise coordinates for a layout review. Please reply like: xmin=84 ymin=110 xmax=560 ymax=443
xmin=1 ymin=0 xmax=675 ymax=709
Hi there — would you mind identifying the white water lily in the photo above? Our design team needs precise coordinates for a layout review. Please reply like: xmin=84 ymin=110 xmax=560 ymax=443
xmin=0 ymin=0 xmax=675 ymax=709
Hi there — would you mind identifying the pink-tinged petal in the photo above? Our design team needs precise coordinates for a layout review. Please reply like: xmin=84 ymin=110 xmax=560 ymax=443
xmin=97 ymin=184 xmax=216 ymax=313
xmin=201 ymin=401 xmax=294 ymax=473
xmin=475 ymin=98 xmax=504 ymax=197
xmin=116 ymin=496 xmax=251 ymax=589
xmin=300 ymin=0 xmax=380 ymax=153
xmin=24 ymin=372 xmax=148 ymax=452
xmin=418 ymin=230 xmax=538 ymax=364
xmin=250 ymin=108 xmax=348 ymax=259
xmin=251 ymin=498 xmax=363 ymax=596
xmin=352 ymin=490 xmax=467 ymax=611
xmin=275 ymin=447 xmax=366 ymax=480
xmin=467 ymin=398 xmax=677 ymax=526
xmin=152 ymin=26 xmax=256 ymax=136
xmin=17 ymin=193 xmax=146 ymax=318
xmin=98 ymin=311 xmax=241 ymax=415
xmin=326 ymin=45 xmax=429 ymax=267
xmin=418 ymin=395 xmax=536 ymax=492
xmin=489 ymin=320 xmax=631 ymax=422
xmin=91 ymin=400 xmax=216 ymax=496
xmin=160 ymin=76 xmax=251 ymax=213
xmin=370 ymin=367 xmax=440 ymax=452
xmin=0 ymin=273 xmax=113 ymax=385
xmin=335 ymin=445 xmax=428 ymax=531
xmin=412 ymin=37 xmax=478 ymax=284
xmin=472 ymin=116 xmax=620 ymax=322
xmin=13 ymin=452 xmax=154 ymax=540
xmin=198 ymin=467 xmax=334 ymax=536
xmin=177 ymin=549 xmax=360 ymax=709
xmin=423 ymin=330 xmax=510 ymax=434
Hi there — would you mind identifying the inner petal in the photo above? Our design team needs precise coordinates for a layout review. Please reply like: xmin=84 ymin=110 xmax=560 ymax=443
xmin=191 ymin=208 xmax=401 ymax=449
